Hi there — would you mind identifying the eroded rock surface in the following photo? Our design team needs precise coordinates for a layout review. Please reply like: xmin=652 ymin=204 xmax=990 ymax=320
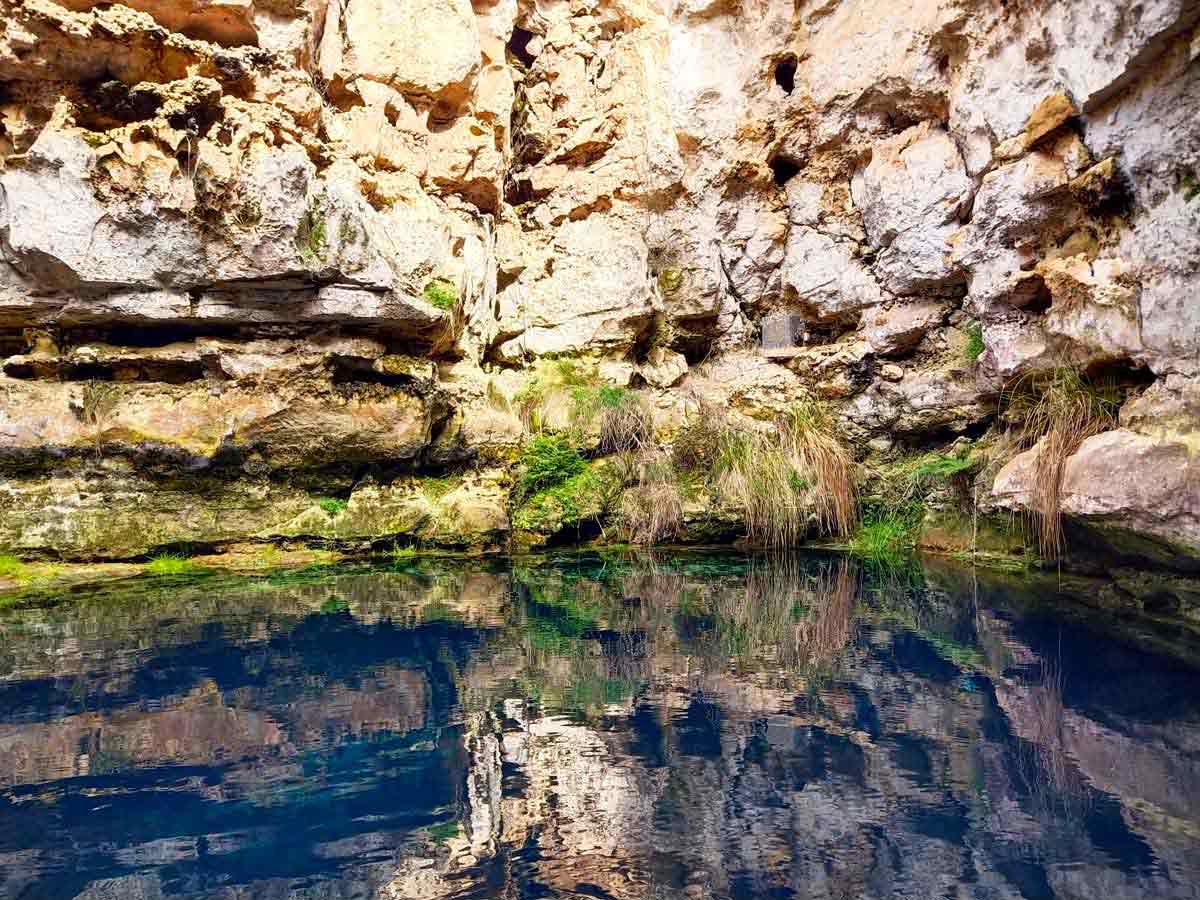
xmin=0 ymin=0 xmax=1197 ymax=561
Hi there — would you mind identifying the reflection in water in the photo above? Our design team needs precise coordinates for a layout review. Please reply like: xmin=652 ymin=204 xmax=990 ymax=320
xmin=1 ymin=553 xmax=1199 ymax=899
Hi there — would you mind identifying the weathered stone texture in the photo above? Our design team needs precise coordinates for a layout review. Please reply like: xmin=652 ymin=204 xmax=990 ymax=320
xmin=0 ymin=0 xmax=1197 ymax=559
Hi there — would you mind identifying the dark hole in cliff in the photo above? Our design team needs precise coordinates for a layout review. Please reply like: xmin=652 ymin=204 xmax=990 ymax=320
xmin=496 ymin=269 xmax=520 ymax=293
xmin=508 ymin=27 xmax=538 ymax=68
xmin=166 ymin=100 xmax=223 ymax=138
xmin=774 ymin=56 xmax=797 ymax=94
xmin=541 ymin=516 xmax=605 ymax=548
xmin=505 ymin=175 xmax=535 ymax=207
xmin=1082 ymin=358 xmax=1156 ymax=392
xmin=846 ymin=355 xmax=877 ymax=393
xmin=330 ymin=357 xmax=430 ymax=390
xmin=1017 ymin=276 xmax=1053 ymax=314
xmin=769 ymin=155 xmax=802 ymax=187
xmin=1092 ymin=166 xmax=1136 ymax=218
xmin=80 ymin=79 xmax=163 ymax=127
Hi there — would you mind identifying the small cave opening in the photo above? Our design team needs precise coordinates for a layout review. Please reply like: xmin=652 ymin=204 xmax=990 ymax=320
xmin=774 ymin=56 xmax=797 ymax=95
xmin=79 ymin=78 xmax=163 ymax=129
xmin=1012 ymin=275 xmax=1053 ymax=314
xmin=769 ymin=155 xmax=802 ymax=187
xmin=508 ymin=27 xmax=539 ymax=69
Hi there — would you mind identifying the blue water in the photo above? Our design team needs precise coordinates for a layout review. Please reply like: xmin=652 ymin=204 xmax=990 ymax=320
xmin=1 ymin=552 xmax=1198 ymax=899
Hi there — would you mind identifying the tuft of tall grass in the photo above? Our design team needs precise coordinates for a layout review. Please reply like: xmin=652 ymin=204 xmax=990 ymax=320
xmin=1004 ymin=367 xmax=1119 ymax=558
xmin=711 ymin=402 xmax=857 ymax=547
xmin=964 ymin=321 xmax=985 ymax=365
xmin=619 ymin=456 xmax=683 ymax=545
xmin=779 ymin=403 xmax=858 ymax=538
xmin=713 ymin=427 xmax=806 ymax=547
xmin=849 ymin=504 xmax=924 ymax=566
xmin=513 ymin=359 xmax=651 ymax=449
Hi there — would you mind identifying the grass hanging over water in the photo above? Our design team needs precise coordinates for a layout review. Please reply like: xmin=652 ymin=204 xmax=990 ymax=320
xmin=1004 ymin=367 xmax=1119 ymax=559
xmin=710 ymin=400 xmax=858 ymax=548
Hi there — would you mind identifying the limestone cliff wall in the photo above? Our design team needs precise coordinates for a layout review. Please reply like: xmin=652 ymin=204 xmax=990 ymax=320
xmin=0 ymin=0 xmax=1197 ymax=561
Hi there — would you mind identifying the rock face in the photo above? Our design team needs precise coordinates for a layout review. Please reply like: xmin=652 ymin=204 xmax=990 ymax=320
xmin=0 ymin=0 xmax=1197 ymax=561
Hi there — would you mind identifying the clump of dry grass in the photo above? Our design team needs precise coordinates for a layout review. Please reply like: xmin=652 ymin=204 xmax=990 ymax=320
xmin=709 ymin=401 xmax=857 ymax=548
xmin=586 ymin=386 xmax=652 ymax=453
xmin=512 ymin=359 xmax=652 ymax=450
xmin=779 ymin=403 xmax=858 ymax=538
xmin=620 ymin=456 xmax=683 ymax=545
xmin=670 ymin=402 xmax=725 ymax=474
xmin=713 ymin=426 xmax=806 ymax=547
xmin=1004 ymin=368 xmax=1118 ymax=558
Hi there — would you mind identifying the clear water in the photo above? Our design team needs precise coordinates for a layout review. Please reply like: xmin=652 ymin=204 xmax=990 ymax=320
xmin=1 ymin=552 xmax=1199 ymax=900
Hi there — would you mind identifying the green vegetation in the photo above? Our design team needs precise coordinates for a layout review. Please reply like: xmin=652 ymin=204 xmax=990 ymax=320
xmin=851 ymin=444 xmax=982 ymax=563
xmin=144 ymin=553 xmax=199 ymax=576
xmin=964 ymin=321 xmax=985 ymax=364
xmin=318 ymin=497 xmax=348 ymax=515
xmin=420 ymin=475 xmax=462 ymax=502
xmin=251 ymin=544 xmax=287 ymax=569
xmin=514 ymin=464 xmax=618 ymax=533
xmin=1180 ymin=171 xmax=1200 ymax=203
xmin=513 ymin=359 xmax=651 ymax=450
xmin=422 ymin=278 xmax=458 ymax=310
xmin=850 ymin=504 xmax=924 ymax=566
xmin=425 ymin=821 xmax=460 ymax=844
xmin=573 ymin=383 xmax=651 ymax=453
xmin=518 ymin=434 xmax=586 ymax=498
xmin=0 ymin=555 xmax=24 ymax=579
xmin=296 ymin=198 xmax=327 ymax=261
xmin=1003 ymin=367 xmax=1119 ymax=558
xmin=910 ymin=452 xmax=978 ymax=483
xmin=0 ymin=555 xmax=64 ymax=595
xmin=657 ymin=268 xmax=683 ymax=294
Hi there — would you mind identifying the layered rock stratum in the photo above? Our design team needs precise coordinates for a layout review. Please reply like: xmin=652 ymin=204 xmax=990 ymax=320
xmin=0 ymin=0 xmax=1197 ymax=561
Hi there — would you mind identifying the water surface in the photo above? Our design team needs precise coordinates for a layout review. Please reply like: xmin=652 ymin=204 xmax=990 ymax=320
xmin=1 ymin=553 xmax=1199 ymax=899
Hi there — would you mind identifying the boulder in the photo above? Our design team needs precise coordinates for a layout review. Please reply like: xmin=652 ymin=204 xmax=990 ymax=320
xmin=781 ymin=227 xmax=883 ymax=322
xmin=638 ymin=348 xmax=688 ymax=389
xmin=851 ymin=124 xmax=972 ymax=295
xmin=992 ymin=429 xmax=1200 ymax=561
xmin=862 ymin=301 xmax=947 ymax=357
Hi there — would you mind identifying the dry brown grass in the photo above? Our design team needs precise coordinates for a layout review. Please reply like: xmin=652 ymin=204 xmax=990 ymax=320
xmin=711 ymin=401 xmax=857 ymax=548
xmin=595 ymin=391 xmax=653 ymax=453
xmin=620 ymin=457 xmax=683 ymax=545
xmin=1004 ymin=368 xmax=1118 ymax=558
xmin=779 ymin=404 xmax=858 ymax=538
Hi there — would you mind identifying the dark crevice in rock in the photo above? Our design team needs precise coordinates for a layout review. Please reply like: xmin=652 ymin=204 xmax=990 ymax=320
xmin=774 ymin=56 xmax=797 ymax=94
xmin=79 ymin=78 xmax=163 ymax=127
xmin=1081 ymin=358 xmax=1156 ymax=391
xmin=769 ymin=155 xmax=802 ymax=187
xmin=508 ymin=28 xmax=539 ymax=69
